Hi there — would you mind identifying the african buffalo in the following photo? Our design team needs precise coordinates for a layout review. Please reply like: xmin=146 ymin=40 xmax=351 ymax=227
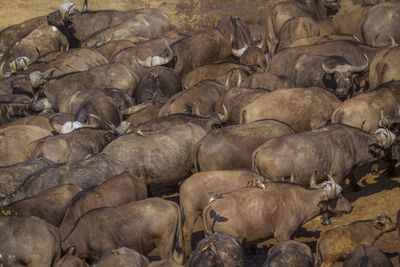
xmin=262 ymin=240 xmax=314 ymax=267
xmin=134 ymin=66 xmax=182 ymax=105
xmin=180 ymin=170 xmax=266 ymax=255
xmin=333 ymin=4 xmax=372 ymax=41
xmin=190 ymin=232 xmax=246 ymax=267
xmin=252 ymin=124 xmax=396 ymax=188
xmin=62 ymin=197 xmax=184 ymax=264
xmin=101 ymin=123 xmax=207 ymax=186
xmin=158 ymin=80 xmax=226 ymax=117
xmin=202 ymin=175 xmax=343 ymax=245
xmin=54 ymin=247 xmax=89 ymax=267
xmin=369 ymin=46 xmax=400 ymax=89
xmin=343 ymin=245 xmax=393 ymax=267
xmin=95 ymin=39 xmax=136 ymax=61
xmin=194 ymin=119 xmax=294 ymax=171
xmin=1 ymin=184 xmax=82 ymax=227
xmin=239 ymin=87 xmax=340 ymax=131
xmin=126 ymin=104 xmax=162 ymax=126
xmin=0 ymin=216 xmax=61 ymax=266
xmin=59 ymin=171 xmax=147 ymax=240
xmin=331 ymin=86 xmax=400 ymax=132
xmin=317 ymin=214 xmax=395 ymax=266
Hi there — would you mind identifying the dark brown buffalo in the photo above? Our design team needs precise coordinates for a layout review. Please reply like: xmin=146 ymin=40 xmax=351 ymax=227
xmin=182 ymin=61 xmax=255 ymax=90
xmin=0 ymin=16 xmax=47 ymax=55
xmin=194 ymin=119 xmax=294 ymax=172
xmin=137 ymin=16 xmax=251 ymax=77
xmin=62 ymin=198 xmax=183 ymax=264
xmin=1 ymin=154 xmax=125 ymax=205
xmin=0 ymin=216 xmax=61 ymax=266
xmin=277 ymin=16 xmax=334 ymax=53
xmin=91 ymin=247 xmax=149 ymax=267
xmin=47 ymin=1 xmax=170 ymax=43
xmin=1 ymin=184 xmax=82 ymax=226
xmin=331 ymin=86 xmax=399 ymax=132
xmin=54 ymin=247 xmax=89 ymax=267
xmin=317 ymin=215 xmax=395 ymax=266
xmin=361 ymin=1 xmax=400 ymax=47
xmin=215 ymin=87 xmax=269 ymax=125
xmin=180 ymin=170 xmax=266 ymax=255
xmin=0 ymin=23 xmax=69 ymax=77
xmin=30 ymin=127 xmax=116 ymax=163
xmin=240 ymin=72 xmax=294 ymax=90
xmin=239 ymin=87 xmax=340 ymax=131
xmin=59 ymin=171 xmax=147 ymax=240
xmin=31 ymin=63 xmax=138 ymax=112
xmin=80 ymin=11 xmax=170 ymax=48
xmin=190 ymin=232 xmax=246 ymax=267
xmin=158 ymin=80 xmax=226 ymax=117
xmin=101 ymin=123 xmax=207 ymax=186
xmin=343 ymin=245 xmax=393 ymax=267
xmin=137 ymin=112 xmax=226 ymax=132
xmin=369 ymin=46 xmax=400 ymax=88
xmin=202 ymin=176 xmax=343 ymax=245
xmin=134 ymin=66 xmax=182 ymax=105
xmin=252 ymin=124 xmax=396 ymax=187
xmin=262 ymin=240 xmax=314 ymax=267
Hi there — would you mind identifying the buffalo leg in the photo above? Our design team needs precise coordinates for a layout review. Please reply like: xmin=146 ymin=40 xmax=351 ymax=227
xmin=182 ymin=212 xmax=199 ymax=256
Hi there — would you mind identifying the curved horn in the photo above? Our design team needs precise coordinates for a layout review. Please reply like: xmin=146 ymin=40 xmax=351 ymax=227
xmin=379 ymin=109 xmax=390 ymax=127
xmin=82 ymin=0 xmax=88 ymax=13
xmin=310 ymin=170 xmax=319 ymax=189
xmin=348 ymin=53 xmax=369 ymax=72
xmin=82 ymin=112 xmax=120 ymax=136
xmin=136 ymin=39 xmax=173 ymax=67
xmin=322 ymin=57 xmax=336 ymax=74
xmin=232 ymin=44 xmax=248 ymax=57
xmin=221 ymin=104 xmax=228 ymax=123
xmin=326 ymin=174 xmax=337 ymax=199
xmin=194 ymin=102 xmax=201 ymax=116
xmin=257 ymin=35 xmax=266 ymax=49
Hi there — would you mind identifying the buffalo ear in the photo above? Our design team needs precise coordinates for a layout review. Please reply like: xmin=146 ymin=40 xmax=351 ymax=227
xmin=65 ymin=246 xmax=76 ymax=255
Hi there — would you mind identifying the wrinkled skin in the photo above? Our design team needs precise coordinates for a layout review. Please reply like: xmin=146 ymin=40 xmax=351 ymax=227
xmin=262 ymin=240 xmax=314 ymax=267
xmin=180 ymin=170 xmax=266 ymax=255
xmin=134 ymin=66 xmax=182 ymax=105
xmin=91 ymin=247 xmax=149 ymax=267
xmin=190 ymin=232 xmax=246 ymax=267
xmin=0 ymin=216 xmax=61 ymax=267
xmin=240 ymin=87 xmax=340 ymax=131
xmin=202 ymin=182 xmax=342 ymax=245
xmin=241 ymin=72 xmax=293 ymax=90
xmin=252 ymin=124 xmax=396 ymax=186
xmin=331 ymin=86 xmax=400 ymax=133
xmin=194 ymin=119 xmax=294 ymax=171
xmin=1 ymin=184 xmax=82 ymax=227
xmin=369 ymin=46 xmax=400 ymax=89
xmin=343 ymin=245 xmax=393 ymax=267
xmin=215 ymin=87 xmax=269 ymax=125
xmin=137 ymin=113 xmax=224 ymax=132
xmin=59 ymin=172 xmax=147 ymax=240
xmin=101 ymin=123 xmax=207 ymax=186
xmin=1 ymin=154 xmax=125 ymax=205
xmin=158 ymin=80 xmax=226 ymax=117
xmin=95 ymin=39 xmax=136 ymax=61
xmin=30 ymin=128 xmax=117 ymax=164
xmin=317 ymin=215 xmax=395 ymax=266
xmin=62 ymin=198 xmax=184 ymax=264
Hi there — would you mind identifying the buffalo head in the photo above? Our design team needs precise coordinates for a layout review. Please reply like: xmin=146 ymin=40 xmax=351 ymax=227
xmin=322 ymin=54 xmax=369 ymax=100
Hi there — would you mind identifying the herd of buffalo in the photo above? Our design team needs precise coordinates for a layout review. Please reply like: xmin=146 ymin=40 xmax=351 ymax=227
xmin=0 ymin=0 xmax=400 ymax=266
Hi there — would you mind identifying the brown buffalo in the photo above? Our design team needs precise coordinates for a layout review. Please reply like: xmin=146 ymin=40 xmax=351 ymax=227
xmin=263 ymin=240 xmax=314 ymax=267
xmin=180 ymin=169 xmax=266 ymax=255
xmin=59 ymin=171 xmax=147 ymax=240
xmin=54 ymin=247 xmax=89 ymax=267
xmin=62 ymin=197 xmax=184 ymax=264
xmin=317 ymin=214 xmax=395 ymax=266
xmin=91 ymin=247 xmax=149 ymax=267
xmin=126 ymin=104 xmax=162 ymax=126
xmin=343 ymin=245 xmax=393 ymax=267
xmin=369 ymin=46 xmax=400 ymax=89
xmin=240 ymin=72 xmax=294 ymax=91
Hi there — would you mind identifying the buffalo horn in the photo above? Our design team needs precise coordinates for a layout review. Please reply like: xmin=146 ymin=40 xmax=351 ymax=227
xmin=221 ymin=104 xmax=228 ymax=123
xmin=82 ymin=0 xmax=88 ymax=13
xmin=348 ymin=53 xmax=369 ymax=72
xmin=326 ymin=174 xmax=337 ymax=199
xmin=83 ymin=112 xmax=120 ymax=136
xmin=136 ymin=39 xmax=173 ymax=67
xmin=379 ymin=109 xmax=390 ymax=127
xmin=194 ymin=102 xmax=201 ymax=116
xmin=232 ymin=44 xmax=248 ymax=57
xmin=256 ymin=35 xmax=266 ymax=49
xmin=309 ymin=170 xmax=319 ymax=189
